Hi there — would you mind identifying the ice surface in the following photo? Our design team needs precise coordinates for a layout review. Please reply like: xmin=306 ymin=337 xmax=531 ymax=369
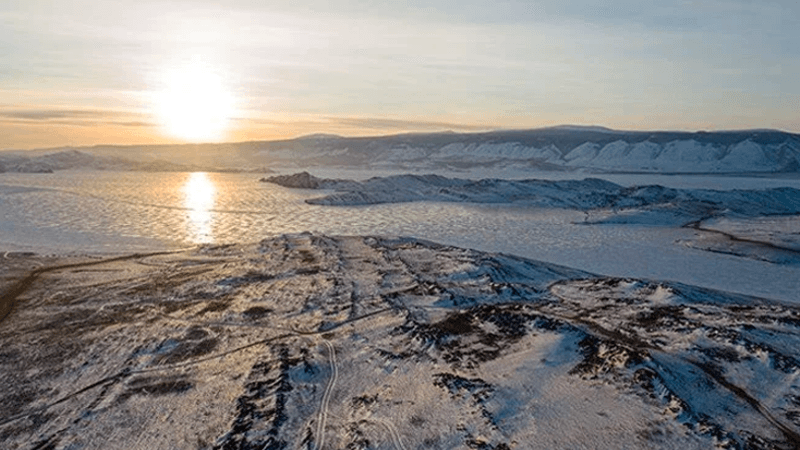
xmin=3 ymin=171 xmax=800 ymax=303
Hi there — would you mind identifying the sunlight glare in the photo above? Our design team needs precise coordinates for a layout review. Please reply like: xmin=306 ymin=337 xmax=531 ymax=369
xmin=183 ymin=172 xmax=216 ymax=243
xmin=154 ymin=65 xmax=236 ymax=142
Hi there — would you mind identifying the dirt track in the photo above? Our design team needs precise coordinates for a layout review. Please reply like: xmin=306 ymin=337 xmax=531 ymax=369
xmin=0 ymin=251 xmax=177 ymax=325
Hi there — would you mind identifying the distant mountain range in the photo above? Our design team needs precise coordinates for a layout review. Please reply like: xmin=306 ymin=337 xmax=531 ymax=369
xmin=246 ymin=126 xmax=800 ymax=173
xmin=3 ymin=126 xmax=800 ymax=173
xmin=0 ymin=149 xmax=193 ymax=173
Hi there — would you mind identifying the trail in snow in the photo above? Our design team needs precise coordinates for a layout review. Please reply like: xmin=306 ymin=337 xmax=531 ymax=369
xmin=373 ymin=418 xmax=408 ymax=450
xmin=314 ymin=340 xmax=338 ymax=450
xmin=318 ymin=412 xmax=408 ymax=450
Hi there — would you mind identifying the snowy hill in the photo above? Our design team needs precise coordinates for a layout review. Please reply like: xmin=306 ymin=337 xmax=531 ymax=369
xmin=263 ymin=172 xmax=800 ymax=223
xmin=5 ymin=126 xmax=799 ymax=174
xmin=244 ymin=127 xmax=800 ymax=174
xmin=0 ymin=149 xmax=201 ymax=173
xmin=3 ymin=234 xmax=800 ymax=449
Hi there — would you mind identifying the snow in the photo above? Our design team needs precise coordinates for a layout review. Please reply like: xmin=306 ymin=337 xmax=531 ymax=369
xmin=679 ymin=215 xmax=800 ymax=266
xmin=2 ymin=234 xmax=800 ymax=449
xmin=560 ymin=139 xmax=794 ymax=173
xmin=263 ymin=173 xmax=800 ymax=227
xmin=432 ymin=143 xmax=562 ymax=163
xmin=2 ymin=165 xmax=800 ymax=449
xmin=4 ymin=170 xmax=800 ymax=302
xmin=5 ymin=128 xmax=800 ymax=448
xmin=7 ymin=127 xmax=800 ymax=174
xmin=251 ymin=129 xmax=800 ymax=174
xmin=721 ymin=139 xmax=769 ymax=169
xmin=626 ymin=141 xmax=662 ymax=165
xmin=595 ymin=140 xmax=631 ymax=161
xmin=563 ymin=142 xmax=600 ymax=163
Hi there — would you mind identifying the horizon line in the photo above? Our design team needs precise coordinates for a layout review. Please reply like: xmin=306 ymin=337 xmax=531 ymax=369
xmin=3 ymin=124 xmax=798 ymax=152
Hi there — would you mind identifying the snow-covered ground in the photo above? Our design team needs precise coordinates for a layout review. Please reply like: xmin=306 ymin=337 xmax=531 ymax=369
xmin=699 ymin=216 xmax=800 ymax=252
xmin=232 ymin=128 xmax=800 ymax=174
xmin=2 ymin=234 xmax=800 ymax=449
xmin=262 ymin=173 xmax=800 ymax=223
xmin=4 ymin=127 xmax=800 ymax=450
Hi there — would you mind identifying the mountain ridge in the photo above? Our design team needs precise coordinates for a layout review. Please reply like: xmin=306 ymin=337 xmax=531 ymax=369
xmin=3 ymin=126 xmax=800 ymax=174
xmin=5 ymin=125 xmax=798 ymax=153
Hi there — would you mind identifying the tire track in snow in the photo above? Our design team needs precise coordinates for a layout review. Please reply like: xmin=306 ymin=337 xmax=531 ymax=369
xmin=314 ymin=339 xmax=338 ymax=450
xmin=373 ymin=418 xmax=407 ymax=450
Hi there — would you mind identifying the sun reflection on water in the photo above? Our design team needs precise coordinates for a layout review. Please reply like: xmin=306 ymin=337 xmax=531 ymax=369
xmin=182 ymin=172 xmax=215 ymax=243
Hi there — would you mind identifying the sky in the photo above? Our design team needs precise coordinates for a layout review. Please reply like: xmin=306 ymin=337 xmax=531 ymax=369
xmin=2 ymin=0 xmax=799 ymax=149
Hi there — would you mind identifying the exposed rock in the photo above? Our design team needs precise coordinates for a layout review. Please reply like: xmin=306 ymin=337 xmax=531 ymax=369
xmin=2 ymin=234 xmax=799 ymax=449
xmin=260 ymin=171 xmax=325 ymax=188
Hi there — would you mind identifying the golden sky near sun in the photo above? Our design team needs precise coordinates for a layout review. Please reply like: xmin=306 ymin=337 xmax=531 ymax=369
xmin=1 ymin=0 xmax=799 ymax=149
xmin=153 ymin=63 xmax=236 ymax=142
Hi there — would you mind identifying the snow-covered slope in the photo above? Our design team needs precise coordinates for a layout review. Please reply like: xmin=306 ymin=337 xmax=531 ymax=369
xmin=3 ymin=234 xmax=800 ymax=449
xmin=7 ymin=126 xmax=799 ymax=174
xmin=263 ymin=172 xmax=800 ymax=224
xmin=0 ymin=149 xmax=192 ymax=173
xmin=562 ymin=138 xmax=798 ymax=173
xmin=244 ymin=127 xmax=800 ymax=173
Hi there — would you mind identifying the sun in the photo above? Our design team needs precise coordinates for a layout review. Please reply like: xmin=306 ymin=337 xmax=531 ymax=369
xmin=153 ymin=65 xmax=236 ymax=142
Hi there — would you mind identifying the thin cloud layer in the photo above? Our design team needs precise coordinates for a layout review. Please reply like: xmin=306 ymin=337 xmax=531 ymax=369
xmin=1 ymin=0 xmax=798 ymax=148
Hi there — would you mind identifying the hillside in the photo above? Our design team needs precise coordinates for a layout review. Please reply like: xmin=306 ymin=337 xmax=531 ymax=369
xmin=5 ymin=126 xmax=800 ymax=174
xmin=2 ymin=234 xmax=800 ymax=449
xmin=236 ymin=127 xmax=800 ymax=173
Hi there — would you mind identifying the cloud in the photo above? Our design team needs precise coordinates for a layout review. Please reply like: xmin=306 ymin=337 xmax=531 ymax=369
xmin=0 ymin=109 xmax=155 ymax=128
xmin=0 ymin=109 xmax=108 ymax=121
xmin=244 ymin=115 xmax=495 ymax=136
xmin=326 ymin=116 xmax=494 ymax=132
xmin=115 ymin=121 xmax=153 ymax=127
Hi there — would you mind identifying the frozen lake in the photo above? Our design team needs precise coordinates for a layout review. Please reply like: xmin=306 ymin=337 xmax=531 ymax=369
xmin=1 ymin=170 xmax=799 ymax=303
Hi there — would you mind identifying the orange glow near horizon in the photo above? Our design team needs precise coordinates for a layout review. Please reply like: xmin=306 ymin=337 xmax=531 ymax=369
xmin=2 ymin=2 xmax=799 ymax=151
